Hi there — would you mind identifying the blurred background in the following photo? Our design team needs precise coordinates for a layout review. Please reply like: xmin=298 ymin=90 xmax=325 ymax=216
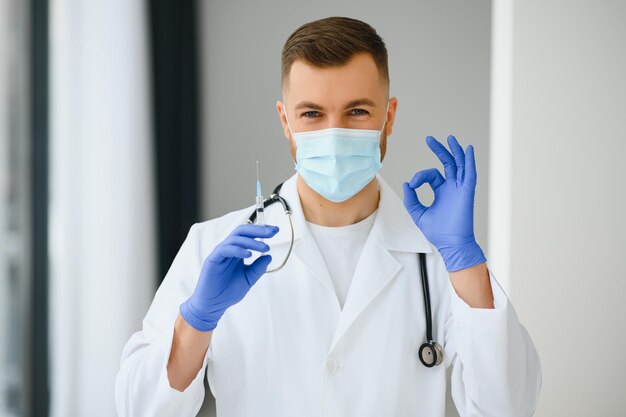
xmin=0 ymin=0 xmax=624 ymax=416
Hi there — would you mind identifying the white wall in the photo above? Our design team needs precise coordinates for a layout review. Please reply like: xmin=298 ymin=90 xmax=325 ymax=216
xmin=491 ymin=0 xmax=626 ymax=415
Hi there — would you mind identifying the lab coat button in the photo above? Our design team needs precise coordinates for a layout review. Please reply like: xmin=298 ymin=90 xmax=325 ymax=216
xmin=325 ymin=357 xmax=338 ymax=375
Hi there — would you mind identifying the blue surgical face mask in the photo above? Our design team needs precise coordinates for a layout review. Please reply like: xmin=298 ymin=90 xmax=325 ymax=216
xmin=285 ymin=102 xmax=389 ymax=203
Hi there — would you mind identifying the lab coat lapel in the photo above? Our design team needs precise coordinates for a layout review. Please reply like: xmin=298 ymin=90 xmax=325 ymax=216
xmin=328 ymin=232 xmax=401 ymax=352
xmin=327 ymin=174 xmax=433 ymax=354
xmin=292 ymin=234 xmax=337 ymax=296
xmin=271 ymin=173 xmax=337 ymax=296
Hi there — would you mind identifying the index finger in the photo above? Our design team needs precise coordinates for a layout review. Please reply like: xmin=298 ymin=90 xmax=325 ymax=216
xmin=426 ymin=136 xmax=457 ymax=180
xmin=232 ymin=224 xmax=280 ymax=239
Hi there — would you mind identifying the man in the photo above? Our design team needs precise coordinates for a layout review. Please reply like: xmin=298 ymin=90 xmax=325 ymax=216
xmin=116 ymin=16 xmax=541 ymax=417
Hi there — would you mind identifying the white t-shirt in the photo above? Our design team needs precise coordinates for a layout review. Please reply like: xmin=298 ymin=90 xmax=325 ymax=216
xmin=306 ymin=209 xmax=378 ymax=310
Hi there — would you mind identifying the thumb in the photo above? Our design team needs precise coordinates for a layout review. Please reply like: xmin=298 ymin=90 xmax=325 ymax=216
xmin=402 ymin=182 xmax=427 ymax=223
xmin=244 ymin=254 xmax=272 ymax=287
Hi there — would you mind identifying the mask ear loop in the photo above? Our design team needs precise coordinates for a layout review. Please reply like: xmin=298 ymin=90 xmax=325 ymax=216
xmin=283 ymin=106 xmax=296 ymax=138
xmin=282 ymin=107 xmax=298 ymax=168
xmin=380 ymin=100 xmax=390 ymax=137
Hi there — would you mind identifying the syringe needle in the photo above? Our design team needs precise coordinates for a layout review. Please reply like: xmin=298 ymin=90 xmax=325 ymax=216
xmin=255 ymin=161 xmax=265 ymax=226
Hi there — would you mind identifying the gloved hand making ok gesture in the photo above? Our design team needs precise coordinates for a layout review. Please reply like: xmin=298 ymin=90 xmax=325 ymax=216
xmin=180 ymin=224 xmax=279 ymax=332
xmin=402 ymin=135 xmax=487 ymax=272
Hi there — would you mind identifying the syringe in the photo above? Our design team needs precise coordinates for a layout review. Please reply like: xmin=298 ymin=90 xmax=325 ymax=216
xmin=255 ymin=161 xmax=265 ymax=226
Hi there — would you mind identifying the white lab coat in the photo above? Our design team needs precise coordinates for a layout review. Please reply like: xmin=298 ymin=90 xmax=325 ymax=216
xmin=115 ymin=173 xmax=542 ymax=417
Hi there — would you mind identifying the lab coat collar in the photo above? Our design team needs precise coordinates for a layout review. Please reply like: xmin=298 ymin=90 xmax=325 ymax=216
xmin=268 ymin=172 xmax=433 ymax=255
xmin=371 ymin=173 xmax=433 ymax=254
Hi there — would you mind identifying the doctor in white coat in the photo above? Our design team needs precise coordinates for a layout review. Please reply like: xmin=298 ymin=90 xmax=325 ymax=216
xmin=116 ymin=16 xmax=541 ymax=417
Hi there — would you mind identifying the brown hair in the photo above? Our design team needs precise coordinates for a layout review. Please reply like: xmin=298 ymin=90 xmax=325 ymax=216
xmin=281 ymin=16 xmax=389 ymax=89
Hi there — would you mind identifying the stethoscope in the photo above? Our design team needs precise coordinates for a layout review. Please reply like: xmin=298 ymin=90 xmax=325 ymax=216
xmin=246 ymin=183 xmax=294 ymax=273
xmin=247 ymin=183 xmax=444 ymax=368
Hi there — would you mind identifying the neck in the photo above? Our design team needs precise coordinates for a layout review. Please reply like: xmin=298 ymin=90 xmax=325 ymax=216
xmin=297 ymin=174 xmax=380 ymax=227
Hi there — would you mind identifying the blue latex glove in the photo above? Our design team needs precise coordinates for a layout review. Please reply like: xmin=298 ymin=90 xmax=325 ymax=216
xmin=402 ymin=135 xmax=486 ymax=272
xmin=180 ymin=224 xmax=279 ymax=331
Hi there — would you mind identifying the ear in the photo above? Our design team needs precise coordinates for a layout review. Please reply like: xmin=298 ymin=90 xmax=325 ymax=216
xmin=276 ymin=100 xmax=291 ymax=140
xmin=384 ymin=97 xmax=399 ymax=137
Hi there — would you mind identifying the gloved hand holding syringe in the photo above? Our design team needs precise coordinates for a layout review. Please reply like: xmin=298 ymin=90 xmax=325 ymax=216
xmin=178 ymin=160 xmax=281 ymax=332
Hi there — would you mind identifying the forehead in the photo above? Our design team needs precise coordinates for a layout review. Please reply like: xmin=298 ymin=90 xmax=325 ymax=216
xmin=283 ymin=52 xmax=388 ymax=107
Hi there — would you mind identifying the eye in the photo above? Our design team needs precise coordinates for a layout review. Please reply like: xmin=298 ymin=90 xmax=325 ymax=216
xmin=349 ymin=108 xmax=369 ymax=116
xmin=301 ymin=111 xmax=321 ymax=118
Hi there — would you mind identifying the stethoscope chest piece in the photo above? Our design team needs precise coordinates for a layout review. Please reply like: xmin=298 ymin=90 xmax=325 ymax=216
xmin=418 ymin=341 xmax=444 ymax=368
xmin=417 ymin=252 xmax=443 ymax=368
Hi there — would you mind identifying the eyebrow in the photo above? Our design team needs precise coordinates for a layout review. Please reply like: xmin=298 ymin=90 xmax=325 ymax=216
xmin=294 ymin=101 xmax=324 ymax=111
xmin=293 ymin=98 xmax=377 ymax=111
xmin=344 ymin=98 xmax=376 ymax=109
